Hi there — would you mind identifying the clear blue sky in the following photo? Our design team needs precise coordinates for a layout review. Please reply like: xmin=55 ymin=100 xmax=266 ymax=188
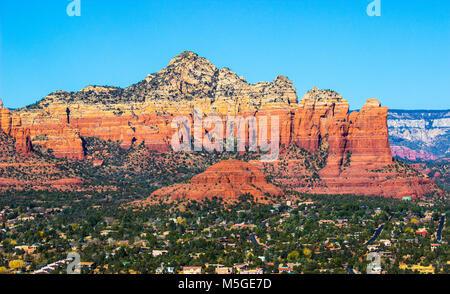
xmin=1 ymin=0 xmax=449 ymax=109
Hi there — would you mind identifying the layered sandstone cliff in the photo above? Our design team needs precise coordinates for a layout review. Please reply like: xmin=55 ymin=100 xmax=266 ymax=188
xmin=0 ymin=124 xmax=82 ymax=190
xmin=293 ymin=88 xmax=392 ymax=174
xmin=8 ymin=52 xmax=391 ymax=168
xmin=0 ymin=99 xmax=32 ymax=155
xmin=10 ymin=51 xmax=296 ymax=159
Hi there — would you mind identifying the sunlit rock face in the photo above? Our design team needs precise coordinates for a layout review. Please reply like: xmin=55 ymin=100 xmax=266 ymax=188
xmin=8 ymin=51 xmax=298 ymax=160
xmin=0 ymin=98 xmax=32 ymax=155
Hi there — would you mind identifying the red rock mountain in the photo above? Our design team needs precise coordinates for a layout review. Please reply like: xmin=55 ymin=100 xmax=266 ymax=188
xmin=136 ymin=160 xmax=283 ymax=204
xmin=0 ymin=51 xmax=440 ymax=198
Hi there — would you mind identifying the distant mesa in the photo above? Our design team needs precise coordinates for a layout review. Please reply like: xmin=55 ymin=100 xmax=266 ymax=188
xmin=388 ymin=109 xmax=450 ymax=161
xmin=391 ymin=146 xmax=438 ymax=162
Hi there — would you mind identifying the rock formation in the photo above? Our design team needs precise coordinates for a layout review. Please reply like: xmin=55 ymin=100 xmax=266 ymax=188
xmin=10 ymin=51 xmax=297 ymax=159
xmin=0 ymin=51 xmax=441 ymax=198
xmin=292 ymin=89 xmax=392 ymax=173
xmin=137 ymin=160 xmax=283 ymax=204
xmin=0 ymin=99 xmax=32 ymax=155
xmin=0 ymin=128 xmax=82 ymax=190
